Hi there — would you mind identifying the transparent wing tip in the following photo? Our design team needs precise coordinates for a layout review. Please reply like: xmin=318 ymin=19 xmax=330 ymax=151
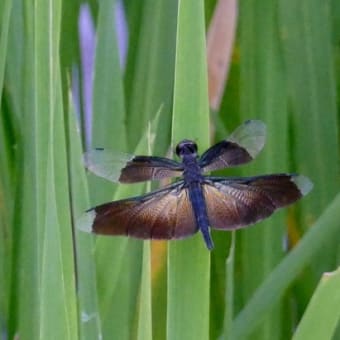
xmin=243 ymin=120 xmax=266 ymax=138
xmin=292 ymin=175 xmax=313 ymax=196
xmin=229 ymin=120 xmax=266 ymax=158
xmin=76 ymin=209 xmax=96 ymax=233
xmin=244 ymin=119 xmax=266 ymax=129
xmin=83 ymin=149 xmax=133 ymax=182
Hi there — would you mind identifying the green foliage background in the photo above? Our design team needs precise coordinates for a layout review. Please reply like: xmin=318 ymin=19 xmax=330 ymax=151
xmin=0 ymin=0 xmax=339 ymax=339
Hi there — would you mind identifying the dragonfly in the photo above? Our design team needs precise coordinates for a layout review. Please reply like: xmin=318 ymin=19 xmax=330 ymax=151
xmin=77 ymin=120 xmax=313 ymax=250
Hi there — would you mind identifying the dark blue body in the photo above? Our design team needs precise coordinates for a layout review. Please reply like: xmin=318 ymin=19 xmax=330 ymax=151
xmin=182 ymin=154 xmax=214 ymax=250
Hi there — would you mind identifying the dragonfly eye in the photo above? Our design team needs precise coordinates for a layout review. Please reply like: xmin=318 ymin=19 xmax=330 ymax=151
xmin=176 ymin=140 xmax=198 ymax=157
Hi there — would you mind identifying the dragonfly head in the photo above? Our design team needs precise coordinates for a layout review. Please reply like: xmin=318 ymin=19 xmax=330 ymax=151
xmin=176 ymin=140 xmax=198 ymax=159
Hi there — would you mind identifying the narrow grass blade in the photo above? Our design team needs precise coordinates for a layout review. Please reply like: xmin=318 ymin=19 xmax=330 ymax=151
xmin=168 ymin=1 xmax=210 ymax=339
xmin=39 ymin=144 xmax=78 ymax=338
xmin=123 ymin=1 xmax=178 ymax=337
xmin=0 ymin=108 xmax=13 ymax=338
xmin=89 ymin=6 xmax=138 ymax=330
xmin=16 ymin=2 xmax=40 ymax=336
xmin=237 ymin=0 xmax=290 ymax=337
xmin=93 ymin=112 xmax=161 ymax=339
xmin=279 ymin=0 xmax=339 ymax=219
xmin=218 ymin=232 xmax=235 ymax=340
xmin=17 ymin=1 xmax=78 ymax=338
xmin=0 ymin=1 xmax=14 ymax=331
xmin=4 ymin=0 xmax=25 ymax=119
xmin=279 ymin=0 xmax=340 ymax=320
xmin=67 ymin=94 xmax=102 ymax=340
xmin=39 ymin=32 xmax=78 ymax=340
xmin=89 ymin=0 xmax=127 ymax=205
xmin=92 ymin=0 xmax=126 ymax=149
xmin=292 ymin=267 xmax=340 ymax=340
xmin=231 ymin=193 xmax=340 ymax=339
xmin=136 ymin=242 xmax=152 ymax=340
xmin=0 ymin=0 xmax=12 ymax=97
xmin=151 ymin=241 xmax=167 ymax=340
xmin=124 ymin=0 xmax=177 ymax=152
xmin=134 ymin=117 xmax=161 ymax=340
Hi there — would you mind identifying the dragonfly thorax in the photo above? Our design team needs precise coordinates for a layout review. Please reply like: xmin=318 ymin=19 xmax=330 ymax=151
xmin=176 ymin=140 xmax=203 ymax=183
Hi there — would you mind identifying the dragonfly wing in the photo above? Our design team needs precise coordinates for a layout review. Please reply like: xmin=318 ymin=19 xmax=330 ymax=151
xmin=77 ymin=181 xmax=198 ymax=240
xmin=199 ymin=120 xmax=266 ymax=172
xmin=84 ymin=148 xmax=183 ymax=183
xmin=203 ymin=174 xmax=313 ymax=229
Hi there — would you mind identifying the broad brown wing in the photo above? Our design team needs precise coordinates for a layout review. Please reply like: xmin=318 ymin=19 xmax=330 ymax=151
xmin=204 ymin=174 xmax=313 ymax=230
xmin=77 ymin=182 xmax=198 ymax=240
xmin=85 ymin=148 xmax=183 ymax=183
xmin=199 ymin=120 xmax=266 ymax=172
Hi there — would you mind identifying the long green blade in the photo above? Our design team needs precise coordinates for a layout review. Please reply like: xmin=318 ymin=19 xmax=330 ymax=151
xmin=17 ymin=0 xmax=78 ymax=338
xmin=237 ymin=0 xmax=289 ymax=337
xmin=293 ymin=267 xmax=340 ymax=340
xmin=67 ymin=94 xmax=102 ymax=340
xmin=231 ymin=193 xmax=340 ymax=339
xmin=167 ymin=1 xmax=210 ymax=339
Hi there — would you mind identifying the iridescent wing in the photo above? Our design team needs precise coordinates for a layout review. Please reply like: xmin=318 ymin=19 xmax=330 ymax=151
xmin=77 ymin=181 xmax=198 ymax=239
xmin=84 ymin=148 xmax=184 ymax=183
xmin=203 ymin=174 xmax=313 ymax=229
xmin=199 ymin=120 xmax=266 ymax=172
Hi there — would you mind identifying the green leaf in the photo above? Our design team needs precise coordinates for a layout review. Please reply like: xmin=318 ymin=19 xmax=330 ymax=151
xmin=293 ymin=267 xmax=340 ymax=340
xmin=279 ymin=0 xmax=340 ymax=322
xmin=0 ymin=1 xmax=14 ymax=332
xmin=279 ymin=0 xmax=339 ymax=218
xmin=67 ymin=94 xmax=102 ymax=340
xmin=16 ymin=1 xmax=78 ymax=338
xmin=167 ymin=1 xmax=210 ymax=339
xmin=231 ymin=193 xmax=340 ymax=339
xmin=93 ymin=111 xmax=161 ymax=340
xmin=124 ymin=0 xmax=177 ymax=151
xmin=0 ymin=0 xmax=11 ymax=96
xmin=218 ymin=232 xmax=235 ymax=340
xmin=136 ymin=242 xmax=152 ymax=340
xmin=237 ymin=0 xmax=289 ymax=337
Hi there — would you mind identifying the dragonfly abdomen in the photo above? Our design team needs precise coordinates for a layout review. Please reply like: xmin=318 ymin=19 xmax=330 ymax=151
xmin=188 ymin=183 xmax=214 ymax=250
